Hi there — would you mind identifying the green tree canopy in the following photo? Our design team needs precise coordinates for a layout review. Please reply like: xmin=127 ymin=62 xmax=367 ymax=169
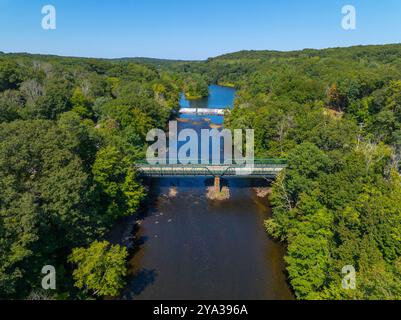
xmin=68 ymin=241 xmax=128 ymax=297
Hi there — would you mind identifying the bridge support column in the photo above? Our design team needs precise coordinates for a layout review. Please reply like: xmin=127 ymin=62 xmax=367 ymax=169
xmin=214 ymin=176 xmax=221 ymax=192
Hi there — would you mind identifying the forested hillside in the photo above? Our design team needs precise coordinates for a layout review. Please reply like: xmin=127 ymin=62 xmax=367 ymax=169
xmin=216 ymin=44 xmax=401 ymax=299
xmin=0 ymin=53 xmax=180 ymax=299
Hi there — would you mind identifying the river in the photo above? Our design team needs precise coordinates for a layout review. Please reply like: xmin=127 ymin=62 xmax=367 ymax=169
xmin=119 ymin=85 xmax=292 ymax=300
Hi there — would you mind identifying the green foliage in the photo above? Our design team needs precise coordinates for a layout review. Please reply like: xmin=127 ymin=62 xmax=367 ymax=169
xmin=0 ymin=60 xmax=23 ymax=91
xmin=25 ymin=80 xmax=72 ymax=120
xmin=0 ymin=90 xmax=24 ymax=122
xmin=58 ymin=112 xmax=100 ymax=169
xmin=267 ymin=142 xmax=401 ymax=299
xmin=71 ymin=87 xmax=92 ymax=118
xmin=183 ymin=74 xmax=209 ymax=99
xmin=0 ymin=53 xmax=179 ymax=299
xmin=68 ymin=241 xmax=128 ymax=297
xmin=0 ymin=120 xmax=103 ymax=298
xmin=93 ymin=146 xmax=145 ymax=220
xmin=216 ymin=44 xmax=401 ymax=300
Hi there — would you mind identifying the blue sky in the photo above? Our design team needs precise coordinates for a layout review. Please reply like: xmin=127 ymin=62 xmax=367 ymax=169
xmin=0 ymin=0 xmax=400 ymax=60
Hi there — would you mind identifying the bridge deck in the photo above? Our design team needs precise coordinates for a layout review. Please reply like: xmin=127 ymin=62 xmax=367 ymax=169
xmin=135 ymin=162 xmax=286 ymax=178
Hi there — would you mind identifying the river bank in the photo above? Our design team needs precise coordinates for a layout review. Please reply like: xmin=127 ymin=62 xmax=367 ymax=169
xmin=109 ymin=85 xmax=292 ymax=300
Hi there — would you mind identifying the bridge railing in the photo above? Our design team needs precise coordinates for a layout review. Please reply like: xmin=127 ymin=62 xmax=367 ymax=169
xmin=134 ymin=158 xmax=288 ymax=166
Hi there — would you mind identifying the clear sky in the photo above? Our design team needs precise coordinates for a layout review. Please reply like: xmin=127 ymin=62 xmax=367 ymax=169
xmin=0 ymin=0 xmax=400 ymax=60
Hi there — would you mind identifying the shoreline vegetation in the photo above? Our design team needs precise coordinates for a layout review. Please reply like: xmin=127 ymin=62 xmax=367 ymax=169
xmin=221 ymin=44 xmax=401 ymax=300
xmin=217 ymin=82 xmax=236 ymax=88
xmin=182 ymin=74 xmax=209 ymax=100
xmin=184 ymin=93 xmax=208 ymax=100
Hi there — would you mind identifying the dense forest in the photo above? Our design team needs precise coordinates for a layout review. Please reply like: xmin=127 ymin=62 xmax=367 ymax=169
xmin=0 ymin=53 xmax=180 ymax=299
xmin=218 ymin=44 xmax=401 ymax=299
xmin=1 ymin=43 xmax=401 ymax=300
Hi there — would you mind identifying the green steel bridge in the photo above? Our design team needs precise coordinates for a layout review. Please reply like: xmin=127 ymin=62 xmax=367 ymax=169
xmin=134 ymin=159 xmax=287 ymax=179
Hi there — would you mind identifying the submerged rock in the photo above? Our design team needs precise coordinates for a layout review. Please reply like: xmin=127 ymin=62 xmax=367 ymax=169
xmin=206 ymin=186 xmax=230 ymax=201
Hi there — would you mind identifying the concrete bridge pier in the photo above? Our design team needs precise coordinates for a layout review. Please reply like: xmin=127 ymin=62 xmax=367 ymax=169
xmin=214 ymin=176 xmax=221 ymax=192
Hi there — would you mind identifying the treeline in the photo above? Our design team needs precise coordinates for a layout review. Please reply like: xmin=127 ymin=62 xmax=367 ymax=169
xmin=0 ymin=53 xmax=180 ymax=299
xmin=218 ymin=44 xmax=401 ymax=299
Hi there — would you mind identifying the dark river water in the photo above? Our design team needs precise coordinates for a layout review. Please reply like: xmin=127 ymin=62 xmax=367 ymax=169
xmin=118 ymin=85 xmax=292 ymax=300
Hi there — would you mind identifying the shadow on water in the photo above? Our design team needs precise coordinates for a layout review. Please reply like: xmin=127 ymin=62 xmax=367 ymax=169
xmin=123 ymin=269 xmax=158 ymax=299
xmin=150 ymin=177 xmax=271 ymax=190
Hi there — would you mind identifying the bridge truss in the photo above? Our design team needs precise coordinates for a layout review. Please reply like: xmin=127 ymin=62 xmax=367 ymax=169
xmin=134 ymin=159 xmax=287 ymax=179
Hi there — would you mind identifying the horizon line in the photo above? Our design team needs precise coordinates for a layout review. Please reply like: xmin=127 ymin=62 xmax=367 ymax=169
xmin=1 ymin=42 xmax=401 ymax=62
